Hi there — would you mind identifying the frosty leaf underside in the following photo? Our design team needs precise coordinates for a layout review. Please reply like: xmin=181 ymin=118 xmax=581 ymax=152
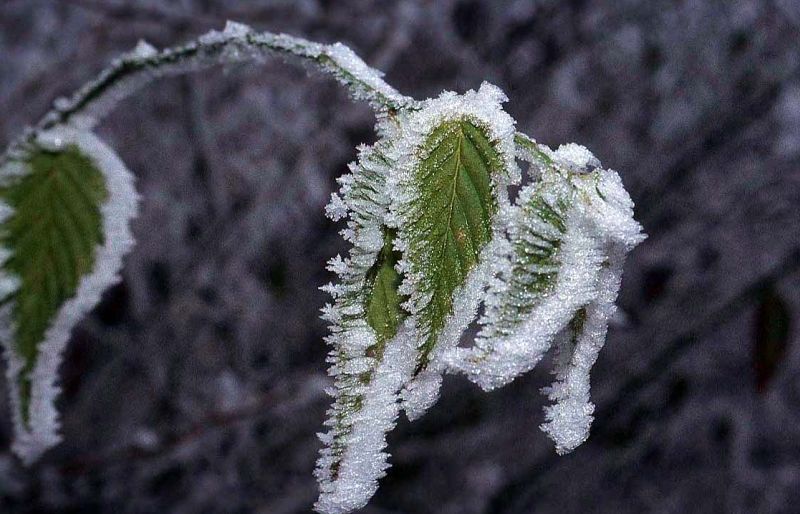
xmin=0 ymin=22 xmax=645 ymax=514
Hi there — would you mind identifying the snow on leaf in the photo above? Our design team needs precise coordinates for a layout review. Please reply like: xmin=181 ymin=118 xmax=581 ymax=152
xmin=539 ymin=165 xmax=645 ymax=453
xmin=316 ymin=136 xmax=414 ymax=514
xmin=0 ymin=126 xmax=138 ymax=464
xmin=445 ymin=167 xmax=602 ymax=390
xmin=386 ymin=83 xmax=518 ymax=418
xmin=446 ymin=135 xmax=645 ymax=453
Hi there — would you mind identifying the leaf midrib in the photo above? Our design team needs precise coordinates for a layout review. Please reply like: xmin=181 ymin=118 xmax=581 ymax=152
xmin=417 ymin=121 xmax=496 ymax=368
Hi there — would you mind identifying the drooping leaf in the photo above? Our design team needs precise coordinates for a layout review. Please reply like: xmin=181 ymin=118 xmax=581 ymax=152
xmin=1 ymin=146 xmax=107 ymax=421
xmin=0 ymin=127 xmax=138 ymax=464
xmin=484 ymin=173 xmax=571 ymax=336
xmin=403 ymin=118 xmax=502 ymax=371
xmin=316 ymin=137 xmax=415 ymax=514
xmin=444 ymin=165 xmax=594 ymax=390
xmin=385 ymin=83 xmax=518 ymax=421
xmin=316 ymin=84 xmax=519 ymax=512
xmin=447 ymin=138 xmax=646 ymax=453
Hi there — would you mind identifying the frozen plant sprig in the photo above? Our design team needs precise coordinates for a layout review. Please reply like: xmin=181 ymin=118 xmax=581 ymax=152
xmin=0 ymin=22 xmax=645 ymax=513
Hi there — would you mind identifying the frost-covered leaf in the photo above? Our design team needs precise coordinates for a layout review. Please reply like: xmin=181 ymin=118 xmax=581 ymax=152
xmin=0 ymin=127 xmax=138 ymax=464
xmin=402 ymin=118 xmax=498 ymax=365
xmin=539 ymin=165 xmax=645 ymax=452
xmin=388 ymin=83 xmax=518 ymax=418
xmin=446 ymin=168 xmax=601 ymax=389
xmin=1 ymin=146 xmax=106 ymax=414
xmin=447 ymin=137 xmax=645 ymax=453
xmin=316 ymin=138 xmax=415 ymax=514
xmin=316 ymin=83 xmax=520 ymax=512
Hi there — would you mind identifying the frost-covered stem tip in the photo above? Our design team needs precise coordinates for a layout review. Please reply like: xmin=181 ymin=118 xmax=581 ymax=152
xmin=1 ymin=21 xmax=417 ymax=165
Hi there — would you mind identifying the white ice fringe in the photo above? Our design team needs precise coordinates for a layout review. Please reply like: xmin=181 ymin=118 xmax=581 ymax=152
xmin=0 ymin=126 xmax=139 ymax=464
xmin=539 ymin=167 xmax=645 ymax=453
xmin=315 ymin=321 xmax=418 ymax=514
xmin=315 ymin=134 xmax=414 ymax=514
xmin=446 ymin=146 xmax=645 ymax=454
xmin=445 ymin=202 xmax=606 ymax=391
xmin=385 ymin=82 xmax=519 ymax=419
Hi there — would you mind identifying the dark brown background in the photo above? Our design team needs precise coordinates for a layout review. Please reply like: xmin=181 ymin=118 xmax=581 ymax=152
xmin=1 ymin=1 xmax=799 ymax=512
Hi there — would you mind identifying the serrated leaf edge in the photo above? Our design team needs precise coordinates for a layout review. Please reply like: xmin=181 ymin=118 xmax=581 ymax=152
xmin=0 ymin=126 xmax=139 ymax=464
xmin=316 ymin=134 xmax=413 ymax=514
xmin=384 ymin=83 xmax=519 ymax=419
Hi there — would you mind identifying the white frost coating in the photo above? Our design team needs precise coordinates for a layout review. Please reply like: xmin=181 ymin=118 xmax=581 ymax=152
xmin=0 ymin=22 xmax=414 ymax=162
xmin=129 ymin=39 xmax=158 ymax=59
xmin=539 ymin=167 xmax=645 ymax=453
xmin=401 ymin=232 xmax=505 ymax=420
xmin=445 ymin=138 xmax=645 ymax=454
xmin=315 ymin=321 xmax=418 ymax=514
xmin=0 ymin=161 xmax=28 ymax=187
xmin=324 ymin=42 xmax=411 ymax=109
xmin=540 ymin=249 xmax=624 ymax=454
xmin=222 ymin=20 xmax=253 ymax=38
xmin=384 ymin=83 xmax=519 ymax=418
xmin=315 ymin=135 xmax=405 ymax=513
xmin=550 ymin=142 xmax=600 ymax=171
xmin=0 ymin=127 xmax=139 ymax=464
xmin=445 ymin=206 xmax=605 ymax=390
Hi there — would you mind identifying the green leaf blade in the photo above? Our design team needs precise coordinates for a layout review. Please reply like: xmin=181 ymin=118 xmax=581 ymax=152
xmin=406 ymin=118 xmax=501 ymax=371
xmin=364 ymin=228 xmax=406 ymax=354
xmin=1 ymin=146 xmax=107 ymax=420
xmin=0 ymin=127 xmax=138 ymax=465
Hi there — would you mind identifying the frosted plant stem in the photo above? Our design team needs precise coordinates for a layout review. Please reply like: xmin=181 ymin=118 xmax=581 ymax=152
xmin=0 ymin=21 xmax=417 ymax=165
xmin=0 ymin=21 xmax=645 ymax=514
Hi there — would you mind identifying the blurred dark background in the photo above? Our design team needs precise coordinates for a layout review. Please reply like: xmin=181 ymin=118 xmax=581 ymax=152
xmin=1 ymin=1 xmax=800 ymax=512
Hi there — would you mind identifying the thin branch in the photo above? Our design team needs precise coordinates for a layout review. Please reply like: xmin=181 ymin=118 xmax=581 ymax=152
xmin=55 ymin=371 xmax=327 ymax=475
xmin=1 ymin=24 xmax=416 ymax=164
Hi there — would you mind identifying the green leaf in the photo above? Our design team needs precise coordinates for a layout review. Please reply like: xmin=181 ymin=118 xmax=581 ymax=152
xmin=0 ymin=145 xmax=107 ymax=423
xmin=489 ymin=173 xmax=571 ymax=339
xmin=405 ymin=118 xmax=503 ymax=371
xmin=364 ymin=227 xmax=406 ymax=355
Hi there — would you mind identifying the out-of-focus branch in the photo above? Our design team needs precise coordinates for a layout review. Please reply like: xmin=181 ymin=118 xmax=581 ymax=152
xmin=56 ymin=371 xmax=327 ymax=475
